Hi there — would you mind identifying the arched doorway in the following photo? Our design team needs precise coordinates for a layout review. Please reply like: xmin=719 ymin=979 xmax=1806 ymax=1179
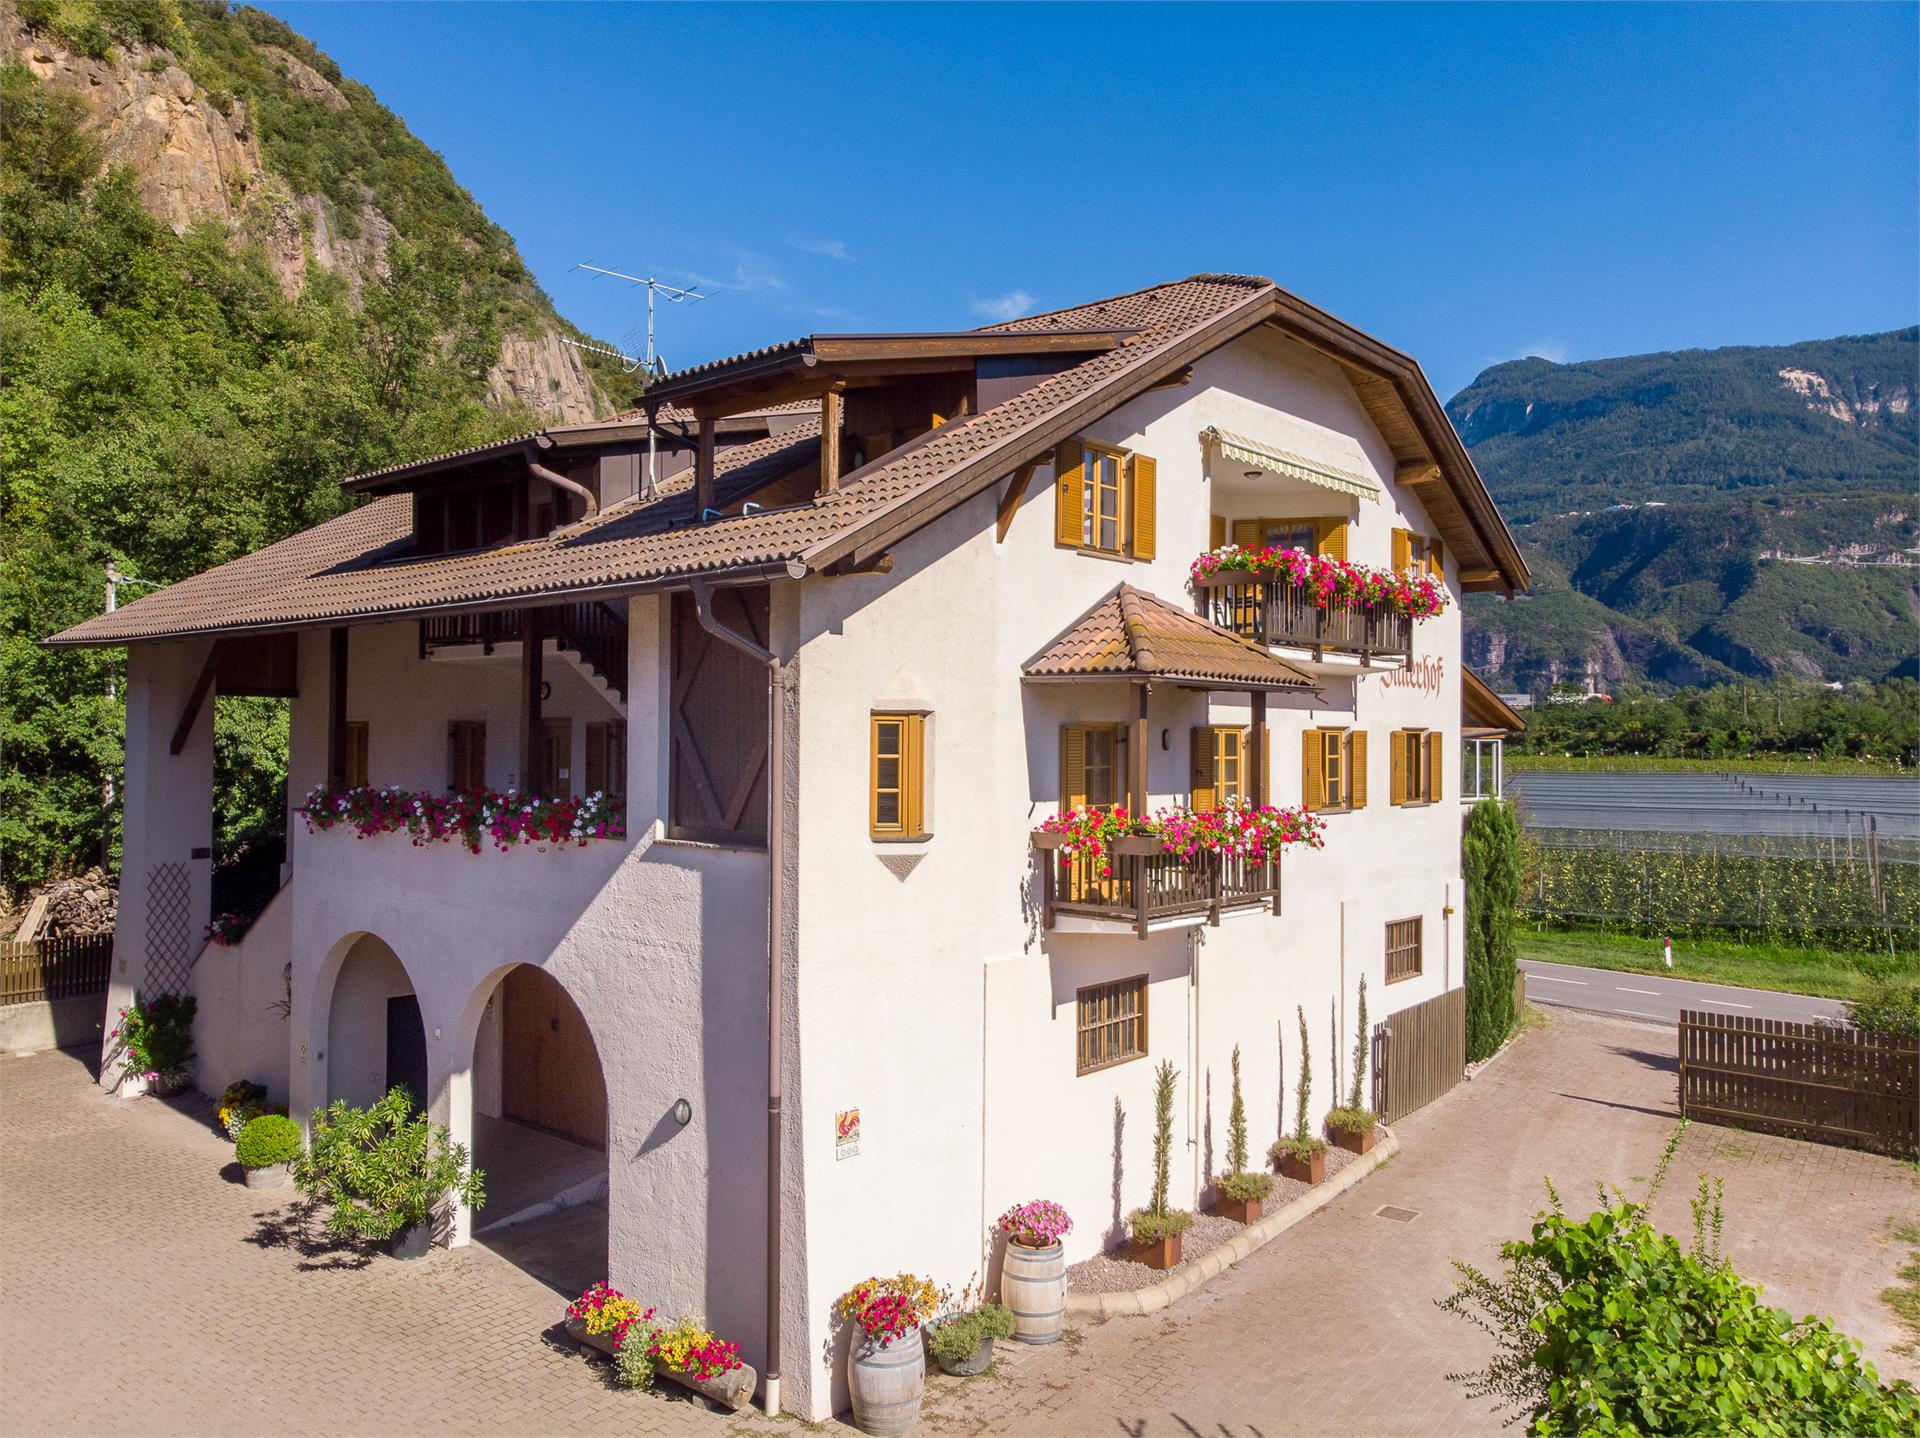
xmin=467 ymin=964 xmax=609 ymax=1295
xmin=324 ymin=935 xmax=427 ymax=1113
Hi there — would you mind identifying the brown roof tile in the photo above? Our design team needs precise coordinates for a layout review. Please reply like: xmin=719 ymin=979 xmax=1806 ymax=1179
xmin=1025 ymin=585 xmax=1317 ymax=691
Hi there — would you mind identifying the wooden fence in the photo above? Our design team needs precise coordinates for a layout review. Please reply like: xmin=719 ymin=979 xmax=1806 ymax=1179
xmin=1678 ymin=1010 xmax=1918 ymax=1158
xmin=1371 ymin=985 xmax=1468 ymax=1125
xmin=0 ymin=934 xmax=113 ymax=1007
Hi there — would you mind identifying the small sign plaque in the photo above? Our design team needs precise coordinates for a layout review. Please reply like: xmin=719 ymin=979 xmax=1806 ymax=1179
xmin=835 ymin=1108 xmax=861 ymax=1160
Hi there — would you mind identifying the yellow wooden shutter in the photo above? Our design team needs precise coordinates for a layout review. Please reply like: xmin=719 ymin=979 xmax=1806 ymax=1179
xmin=1427 ymin=731 xmax=1445 ymax=803
xmin=1315 ymin=517 xmax=1348 ymax=562
xmin=1054 ymin=442 xmax=1084 ymax=548
xmin=1390 ymin=729 xmax=1407 ymax=805
xmin=1060 ymin=724 xmax=1087 ymax=810
xmin=1189 ymin=727 xmax=1216 ymax=812
xmin=1232 ymin=517 xmax=1263 ymax=549
xmin=1128 ymin=454 xmax=1157 ymax=560
xmin=1301 ymin=730 xmax=1325 ymax=811
xmin=1427 ymin=537 xmax=1444 ymax=578
xmin=1349 ymin=730 xmax=1368 ymax=809
xmin=1259 ymin=725 xmax=1272 ymax=805
xmin=1210 ymin=514 xmax=1226 ymax=550
xmin=1392 ymin=528 xmax=1411 ymax=573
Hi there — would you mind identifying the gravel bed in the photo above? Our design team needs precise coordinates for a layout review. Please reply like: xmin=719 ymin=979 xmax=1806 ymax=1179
xmin=1066 ymin=1146 xmax=1362 ymax=1295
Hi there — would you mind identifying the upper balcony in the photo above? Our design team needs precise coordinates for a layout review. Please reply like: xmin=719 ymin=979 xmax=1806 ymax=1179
xmin=1033 ymin=833 xmax=1283 ymax=937
xmin=1194 ymin=567 xmax=1412 ymax=667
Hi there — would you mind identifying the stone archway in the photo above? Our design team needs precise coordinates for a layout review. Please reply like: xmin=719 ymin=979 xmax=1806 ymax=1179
xmin=322 ymin=934 xmax=426 ymax=1113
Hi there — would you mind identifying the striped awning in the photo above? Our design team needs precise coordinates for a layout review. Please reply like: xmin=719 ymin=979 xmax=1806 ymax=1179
xmin=1204 ymin=428 xmax=1382 ymax=503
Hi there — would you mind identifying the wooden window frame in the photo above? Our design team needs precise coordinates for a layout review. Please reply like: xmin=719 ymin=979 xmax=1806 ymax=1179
xmin=447 ymin=720 xmax=487 ymax=794
xmin=870 ymin=712 xmax=928 ymax=840
xmin=1392 ymin=728 xmax=1442 ymax=806
xmin=1386 ymin=916 xmax=1423 ymax=984
xmin=1079 ymin=440 xmax=1129 ymax=557
xmin=1075 ymin=974 xmax=1149 ymax=1076
xmin=1061 ymin=721 xmax=1124 ymax=810
xmin=1214 ymin=726 xmax=1244 ymax=806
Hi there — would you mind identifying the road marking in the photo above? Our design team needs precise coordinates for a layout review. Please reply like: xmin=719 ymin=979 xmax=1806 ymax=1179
xmin=1527 ymin=974 xmax=1588 ymax=985
xmin=1714 ymin=1001 xmax=1752 ymax=1009
xmin=1616 ymin=987 xmax=1660 ymax=996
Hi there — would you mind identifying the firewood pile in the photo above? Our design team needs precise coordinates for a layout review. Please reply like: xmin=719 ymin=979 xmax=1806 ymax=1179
xmin=7 ymin=868 xmax=118 ymax=940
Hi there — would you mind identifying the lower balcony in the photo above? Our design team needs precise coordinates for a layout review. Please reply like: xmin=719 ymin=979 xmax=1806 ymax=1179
xmin=1193 ymin=570 xmax=1412 ymax=667
xmin=1033 ymin=833 xmax=1281 ymax=938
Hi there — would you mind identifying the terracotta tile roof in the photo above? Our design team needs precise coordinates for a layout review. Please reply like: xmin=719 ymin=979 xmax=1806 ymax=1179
xmin=46 ymin=272 xmax=1525 ymax=647
xmin=1025 ymin=585 xmax=1317 ymax=691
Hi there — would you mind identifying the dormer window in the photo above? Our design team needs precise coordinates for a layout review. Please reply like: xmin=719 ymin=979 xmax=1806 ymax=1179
xmin=1053 ymin=440 xmax=1158 ymax=560
xmin=415 ymin=480 xmax=517 ymax=556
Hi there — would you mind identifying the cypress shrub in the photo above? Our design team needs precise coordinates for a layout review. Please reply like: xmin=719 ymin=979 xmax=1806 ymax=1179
xmin=1464 ymin=798 xmax=1522 ymax=1062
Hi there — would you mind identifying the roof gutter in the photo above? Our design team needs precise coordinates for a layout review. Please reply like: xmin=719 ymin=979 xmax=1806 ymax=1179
xmin=689 ymin=576 xmax=791 ymax=1419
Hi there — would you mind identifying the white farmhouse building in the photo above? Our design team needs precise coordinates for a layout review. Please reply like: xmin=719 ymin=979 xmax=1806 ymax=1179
xmin=51 ymin=273 xmax=1529 ymax=1422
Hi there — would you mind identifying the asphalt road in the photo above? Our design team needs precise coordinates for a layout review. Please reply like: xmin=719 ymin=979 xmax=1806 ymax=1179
xmin=1519 ymin=958 xmax=1850 ymax=1027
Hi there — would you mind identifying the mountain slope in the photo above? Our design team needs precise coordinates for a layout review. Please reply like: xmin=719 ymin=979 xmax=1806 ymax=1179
xmin=0 ymin=0 xmax=632 ymax=894
xmin=1453 ymin=330 xmax=1919 ymax=692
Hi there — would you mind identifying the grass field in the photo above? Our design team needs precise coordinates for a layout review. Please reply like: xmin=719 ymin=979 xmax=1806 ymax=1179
xmin=1516 ymin=925 xmax=1908 ymax=1001
xmin=1507 ymin=755 xmax=1909 ymax=777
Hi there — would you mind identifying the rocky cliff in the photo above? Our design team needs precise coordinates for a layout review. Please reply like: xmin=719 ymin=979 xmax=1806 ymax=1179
xmin=2 ymin=1 xmax=602 ymax=422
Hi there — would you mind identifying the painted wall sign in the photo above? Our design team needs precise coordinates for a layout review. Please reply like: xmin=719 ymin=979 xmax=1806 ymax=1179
xmin=1368 ymin=654 xmax=1446 ymax=698
xmin=835 ymin=1108 xmax=860 ymax=1160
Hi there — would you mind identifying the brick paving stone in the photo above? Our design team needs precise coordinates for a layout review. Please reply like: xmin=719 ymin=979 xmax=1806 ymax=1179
xmin=4 ymin=1013 xmax=1915 ymax=1437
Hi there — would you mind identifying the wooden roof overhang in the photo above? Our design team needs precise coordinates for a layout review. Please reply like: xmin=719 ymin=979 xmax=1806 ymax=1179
xmin=1463 ymin=666 xmax=1528 ymax=734
xmin=641 ymin=329 xmax=1137 ymax=419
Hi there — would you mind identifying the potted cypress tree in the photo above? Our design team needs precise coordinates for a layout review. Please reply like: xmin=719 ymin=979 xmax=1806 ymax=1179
xmin=1270 ymin=1007 xmax=1327 ymax=1184
xmin=1325 ymin=976 xmax=1379 ymax=1154
xmin=1214 ymin=1045 xmax=1274 ymax=1223
xmin=1127 ymin=1060 xmax=1193 ymax=1268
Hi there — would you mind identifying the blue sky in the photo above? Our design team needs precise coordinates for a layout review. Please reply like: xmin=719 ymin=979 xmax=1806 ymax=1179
xmin=258 ymin=2 xmax=1917 ymax=399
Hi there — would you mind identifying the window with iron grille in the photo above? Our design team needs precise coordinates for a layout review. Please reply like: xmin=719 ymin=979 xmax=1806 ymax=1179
xmin=1076 ymin=975 xmax=1148 ymax=1076
xmin=1386 ymin=916 xmax=1423 ymax=983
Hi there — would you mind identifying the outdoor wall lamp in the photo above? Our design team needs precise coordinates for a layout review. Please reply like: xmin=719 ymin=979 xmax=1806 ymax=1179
xmin=672 ymin=1098 xmax=693 ymax=1127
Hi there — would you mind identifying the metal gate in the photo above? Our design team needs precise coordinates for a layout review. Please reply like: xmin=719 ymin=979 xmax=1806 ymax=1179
xmin=1371 ymin=986 xmax=1467 ymax=1125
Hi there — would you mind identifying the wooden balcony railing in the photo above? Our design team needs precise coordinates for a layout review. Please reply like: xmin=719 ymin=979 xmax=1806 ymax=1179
xmin=1193 ymin=571 xmax=1411 ymax=662
xmin=1034 ymin=835 xmax=1281 ymax=938
xmin=420 ymin=600 xmax=627 ymax=702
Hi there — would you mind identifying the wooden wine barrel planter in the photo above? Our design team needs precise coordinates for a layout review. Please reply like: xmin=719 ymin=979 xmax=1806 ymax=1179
xmin=848 ymin=1330 xmax=925 ymax=1436
xmin=1002 ymin=1240 xmax=1066 ymax=1345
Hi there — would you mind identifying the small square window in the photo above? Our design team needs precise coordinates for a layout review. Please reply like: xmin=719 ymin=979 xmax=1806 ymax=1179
xmin=1387 ymin=917 xmax=1423 ymax=983
xmin=1076 ymin=975 xmax=1148 ymax=1075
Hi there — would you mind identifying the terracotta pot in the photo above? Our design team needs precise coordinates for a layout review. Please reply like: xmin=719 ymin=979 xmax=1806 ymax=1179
xmin=849 ymin=1330 xmax=925 ymax=1436
xmin=1331 ymin=1125 xmax=1375 ymax=1155
xmin=1277 ymin=1149 xmax=1326 ymax=1185
xmin=1217 ymin=1195 xmax=1261 ymax=1225
xmin=1130 ymin=1231 xmax=1182 ymax=1270
xmin=1002 ymin=1240 xmax=1066 ymax=1345
xmin=242 ymin=1161 xmax=288 ymax=1189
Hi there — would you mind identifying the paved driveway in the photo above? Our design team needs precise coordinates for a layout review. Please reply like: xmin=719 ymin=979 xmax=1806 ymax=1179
xmin=2 ymin=1013 xmax=1914 ymax=1437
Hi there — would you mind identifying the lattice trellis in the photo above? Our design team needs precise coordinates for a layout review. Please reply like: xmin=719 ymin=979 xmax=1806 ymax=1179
xmin=143 ymin=862 xmax=195 ymax=996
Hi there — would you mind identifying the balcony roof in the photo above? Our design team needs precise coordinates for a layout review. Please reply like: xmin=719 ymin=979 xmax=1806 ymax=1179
xmin=1024 ymin=584 xmax=1318 ymax=692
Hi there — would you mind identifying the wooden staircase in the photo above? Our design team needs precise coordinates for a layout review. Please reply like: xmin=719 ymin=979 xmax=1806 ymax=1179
xmin=420 ymin=601 xmax=629 ymax=706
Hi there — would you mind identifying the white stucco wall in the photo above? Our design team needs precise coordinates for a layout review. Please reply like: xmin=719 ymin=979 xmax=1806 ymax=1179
xmin=188 ymin=879 xmax=294 ymax=1103
xmin=783 ymin=324 xmax=1467 ymax=1418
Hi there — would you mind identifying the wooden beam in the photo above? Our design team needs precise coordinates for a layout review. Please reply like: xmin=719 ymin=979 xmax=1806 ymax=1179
xmin=169 ymin=642 xmax=223 ymax=757
xmin=1248 ymin=689 xmax=1267 ymax=807
xmin=1459 ymin=568 xmax=1501 ymax=585
xmin=695 ymin=418 xmax=716 ymax=518
xmin=325 ymin=628 xmax=348 ymax=785
xmin=520 ymin=608 xmax=546 ymax=794
xmin=994 ymin=460 xmax=1040 ymax=543
xmin=1145 ymin=365 xmax=1194 ymax=394
xmin=819 ymin=388 xmax=843 ymax=494
xmin=1397 ymin=460 xmax=1443 ymax=489
xmin=1129 ymin=682 xmax=1150 ymax=817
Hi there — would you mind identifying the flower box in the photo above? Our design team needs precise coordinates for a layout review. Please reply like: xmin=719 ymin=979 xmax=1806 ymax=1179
xmin=1112 ymin=834 xmax=1160 ymax=857
xmin=1217 ymin=1195 xmax=1261 ymax=1224
xmin=1277 ymin=1148 xmax=1325 ymax=1185
xmin=1130 ymin=1232 xmax=1182 ymax=1270
xmin=1331 ymin=1125 xmax=1375 ymax=1156
xmin=563 ymin=1318 xmax=756 ymax=1411
xmin=1029 ymin=830 xmax=1067 ymax=851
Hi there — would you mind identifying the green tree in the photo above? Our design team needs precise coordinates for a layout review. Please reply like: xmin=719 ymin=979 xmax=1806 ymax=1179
xmin=1464 ymin=798 xmax=1522 ymax=1061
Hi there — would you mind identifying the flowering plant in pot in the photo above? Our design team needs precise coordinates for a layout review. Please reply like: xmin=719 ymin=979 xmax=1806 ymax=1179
xmin=1215 ymin=1045 xmax=1274 ymax=1223
xmin=110 ymin=992 xmax=196 ymax=1093
xmin=1271 ymin=1007 xmax=1327 ymax=1185
xmin=291 ymin=1086 xmax=485 ymax=1258
xmin=565 ymin=1282 xmax=646 ymax=1354
xmin=997 ymin=1199 xmax=1072 ymax=1345
xmin=300 ymin=783 xmax=625 ymax=852
xmin=234 ymin=1113 xmax=302 ymax=1189
xmin=1127 ymin=1060 xmax=1194 ymax=1269
xmin=837 ymin=1273 xmax=944 ymax=1436
xmin=1189 ymin=544 xmax=1451 ymax=621
xmin=203 ymin=912 xmax=252 ymax=947
xmin=925 ymin=1277 xmax=1014 ymax=1378
xmin=606 ymin=1306 xmax=753 ymax=1411
xmin=216 ymin=1079 xmax=271 ymax=1139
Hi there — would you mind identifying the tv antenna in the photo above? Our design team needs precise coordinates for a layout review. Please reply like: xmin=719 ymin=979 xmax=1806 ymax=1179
xmin=572 ymin=263 xmax=709 ymax=495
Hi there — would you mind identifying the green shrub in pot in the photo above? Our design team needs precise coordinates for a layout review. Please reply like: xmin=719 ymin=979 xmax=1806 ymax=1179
xmin=234 ymin=1113 xmax=301 ymax=1169
xmin=292 ymin=1086 xmax=485 ymax=1242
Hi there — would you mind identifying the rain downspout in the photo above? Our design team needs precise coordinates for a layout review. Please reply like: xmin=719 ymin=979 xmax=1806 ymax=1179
xmin=528 ymin=456 xmax=600 ymax=521
xmin=690 ymin=576 xmax=792 ymax=1419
